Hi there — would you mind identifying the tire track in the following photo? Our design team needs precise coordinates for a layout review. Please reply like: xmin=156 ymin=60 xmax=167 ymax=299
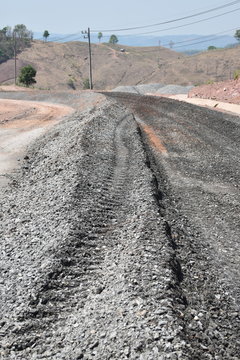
xmin=1 ymin=101 xmax=188 ymax=359
xmin=102 ymin=92 xmax=240 ymax=359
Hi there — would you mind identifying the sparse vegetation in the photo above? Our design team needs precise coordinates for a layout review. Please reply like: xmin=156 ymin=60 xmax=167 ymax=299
xmin=233 ymin=69 xmax=240 ymax=80
xmin=43 ymin=30 xmax=50 ymax=42
xmin=83 ymin=78 xmax=90 ymax=89
xmin=1 ymin=38 xmax=240 ymax=90
xmin=109 ymin=34 xmax=118 ymax=44
xmin=18 ymin=65 xmax=36 ymax=87
xmin=234 ymin=29 xmax=240 ymax=42
xmin=206 ymin=79 xmax=214 ymax=85
xmin=98 ymin=32 xmax=103 ymax=43
xmin=0 ymin=24 xmax=33 ymax=64
xmin=67 ymin=77 xmax=76 ymax=89
xmin=208 ymin=46 xmax=217 ymax=51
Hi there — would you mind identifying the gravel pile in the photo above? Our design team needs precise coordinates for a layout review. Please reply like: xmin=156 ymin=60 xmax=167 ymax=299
xmin=155 ymin=84 xmax=193 ymax=95
xmin=0 ymin=98 xmax=189 ymax=359
xmin=102 ymin=91 xmax=240 ymax=359
xmin=113 ymin=83 xmax=193 ymax=95
xmin=1 ymin=90 xmax=239 ymax=359
xmin=112 ymin=85 xmax=139 ymax=94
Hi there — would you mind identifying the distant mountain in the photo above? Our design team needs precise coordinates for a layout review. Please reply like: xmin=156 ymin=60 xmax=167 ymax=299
xmin=34 ymin=32 xmax=237 ymax=51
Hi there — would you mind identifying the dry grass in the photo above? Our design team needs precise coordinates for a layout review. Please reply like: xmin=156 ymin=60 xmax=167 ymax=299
xmin=1 ymin=40 xmax=240 ymax=90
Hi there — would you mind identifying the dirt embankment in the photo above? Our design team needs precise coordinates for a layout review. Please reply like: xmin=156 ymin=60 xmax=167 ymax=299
xmin=189 ymin=78 xmax=240 ymax=104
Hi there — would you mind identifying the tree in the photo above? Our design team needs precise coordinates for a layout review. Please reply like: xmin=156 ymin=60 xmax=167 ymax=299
xmin=13 ymin=24 xmax=33 ymax=51
xmin=43 ymin=30 xmax=50 ymax=42
xmin=18 ymin=65 xmax=37 ymax=87
xmin=0 ymin=27 xmax=8 ymax=38
xmin=83 ymin=78 xmax=90 ymax=89
xmin=208 ymin=46 xmax=217 ymax=50
xmin=14 ymin=24 xmax=33 ymax=42
xmin=109 ymin=34 xmax=118 ymax=44
xmin=98 ymin=32 xmax=103 ymax=43
xmin=234 ymin=29 xmax=240 ymax=42
xmin=0 ymin=24 xmax=33 ymax=64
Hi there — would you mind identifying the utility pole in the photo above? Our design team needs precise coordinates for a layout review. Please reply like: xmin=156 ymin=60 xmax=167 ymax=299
xmin=13 ymin=32 xmax=17 ymax=85
xmin=82 ymin=27 xmax=93 ymax=89
xmin=158 ymin=39 xmax=161 ymax=65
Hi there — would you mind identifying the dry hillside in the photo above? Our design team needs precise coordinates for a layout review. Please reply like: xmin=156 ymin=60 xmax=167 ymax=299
xmin=0 ymin=41 xmax=182 ymax=90
xmin=0 ymin=40 xmax=240 ymax=90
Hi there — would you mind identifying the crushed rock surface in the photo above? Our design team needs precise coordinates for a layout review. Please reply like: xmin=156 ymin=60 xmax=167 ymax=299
xmin=0 ymin=96 xmax=187 ymax=359
xmin=113 ymin=84 xmax=193 ymax=95
xmin=0 ymin=89 xmax=239 ymax=359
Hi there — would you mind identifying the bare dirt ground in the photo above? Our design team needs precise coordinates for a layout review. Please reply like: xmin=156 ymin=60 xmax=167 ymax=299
xmin=145 ymin=78 xmax=240 ymax=116
xmin=169 ymin=94 xmax=240 ymax=116
xmin=188 ymin=78 xmax=240 ymax=105
xmin=0 ymin=99 xmax=74 ymax=187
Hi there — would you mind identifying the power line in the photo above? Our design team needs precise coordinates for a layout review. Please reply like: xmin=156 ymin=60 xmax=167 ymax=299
xmin=94 ymin=8 xmax=240 ymax=37
xmin=35 ymin=31 xmax=83 ymax=42
xmin=173 ymin=34 xmax=231 ymax=49
xmin=135 ymin=28 xmax=238 ymax=51
xmin=50 ymin=32 xmax=82 ymax=42
xmin=92 ymin=0 xmax=240 ymax=32
xmin=124 ymin=7 xmax=240 ymax=36
xmin=33 ymin=3 xmax=240 ymax=44
xmin=162 ymin=27 xmax=238 ymax=47
xmin=40 ymin=6 xmax=240 ymax=44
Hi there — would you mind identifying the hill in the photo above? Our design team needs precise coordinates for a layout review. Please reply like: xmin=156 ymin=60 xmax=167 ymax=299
xmin=0 ymin=40 xmax=240 ymax=90
xmin=34 ymin=32 xmax=237 ymax=51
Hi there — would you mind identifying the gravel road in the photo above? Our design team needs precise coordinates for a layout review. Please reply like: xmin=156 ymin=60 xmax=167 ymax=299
xmin=0 ymin=90 xmax=239 ymax=359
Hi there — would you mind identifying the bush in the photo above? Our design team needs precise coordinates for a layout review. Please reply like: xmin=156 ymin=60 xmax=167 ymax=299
xmin=18 ymin=65 xmax=36 ymax=87
xmin=67 ymin=78 xmax=76 ymax=90
xmin=233 ymin=69 xmax=240 ymax=80
xmin=83 ymin=78 xmax=90 ymax=89
xmin=208 ymin=46 xmax=217 ymax=51
xmin=206 ymin=79 xmax=214 ymax=85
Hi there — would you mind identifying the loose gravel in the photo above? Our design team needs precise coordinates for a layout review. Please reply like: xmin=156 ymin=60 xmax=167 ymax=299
xmin=113 ymin=84 xmax=193 ymax=95
xmin=0 ymin=98 xmax=187 ymax=359
xmin=0 ymin=90 xmax=239 ymax=359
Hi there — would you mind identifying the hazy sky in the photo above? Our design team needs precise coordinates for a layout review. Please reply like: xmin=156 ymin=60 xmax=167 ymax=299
xmin=1 ymin=0 xmax=240 ymax=38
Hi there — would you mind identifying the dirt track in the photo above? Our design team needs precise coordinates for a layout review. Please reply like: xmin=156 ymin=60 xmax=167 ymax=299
xmin=0 ymin=91 xmax=239 ymax=359
xmin=0 ymin=99 xmax=73 ymax=186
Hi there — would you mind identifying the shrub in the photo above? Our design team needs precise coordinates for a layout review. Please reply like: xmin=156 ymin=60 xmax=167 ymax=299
xmin=206 ymin=79 xmax=214 ymax=85
xmin=233 ymin=69 xmax=240 ymax=80
xmin=67 ymin=78 xmax=76 ymax=90
xmin=83 ymin=78 xmax=90 ymax=89
xmin=18 ymin=65 xmax=36 ymax=87
xmin=208 ymin=46 xmax=217 ymax=51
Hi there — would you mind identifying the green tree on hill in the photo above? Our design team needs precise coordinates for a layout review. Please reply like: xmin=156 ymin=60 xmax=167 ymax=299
xmin=18 ymin=65 xmax=37 ymax=87
xmin=14 ymin=24 xmax=33 ymax=49
xmin=43 ymin=30 xmax=50 ymax=42
xmin=234 ymin=29 xmax=240 ymax=42
xmin=109 ymin=34 xmax=118 ymax=44
xmin=0 ymin=24 xmax=33 ymax=64
xmin=98 ymin=32 xmax=103 ymax=43
xmin=208 ymin=46 xmax=217 ymax=50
